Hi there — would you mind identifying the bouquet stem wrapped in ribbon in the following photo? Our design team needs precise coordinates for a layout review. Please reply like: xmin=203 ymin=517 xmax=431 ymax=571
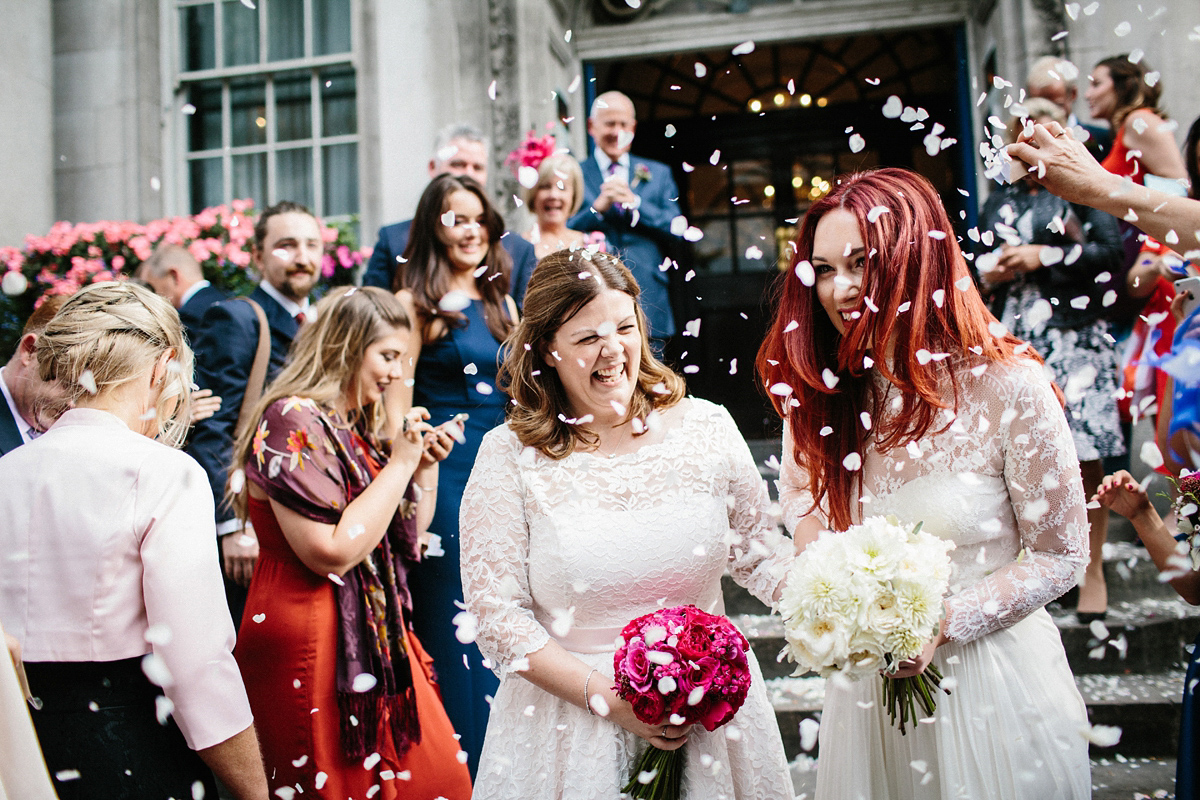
xmin=778 ymin=516 xmax=955 ymax=734
xmin=612 ymin=605 xmax=752 ymax=800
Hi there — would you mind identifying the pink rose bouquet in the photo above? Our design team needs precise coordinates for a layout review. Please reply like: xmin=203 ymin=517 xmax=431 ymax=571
xmin=613 ymin=605 xmax=752 ymax=799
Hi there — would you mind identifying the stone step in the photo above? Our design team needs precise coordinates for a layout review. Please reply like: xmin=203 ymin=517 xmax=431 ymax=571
xmin=788 ymin=755 xmax=1179 ymax=800
xmin=765 ymin=670 xmax=1185 ymax=761
xmin=735 ymin=594 xmax=1200 ymax=680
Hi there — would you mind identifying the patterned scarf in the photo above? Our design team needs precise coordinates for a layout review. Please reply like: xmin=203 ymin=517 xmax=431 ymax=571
xmin=335 ymin=433 xmax=421 ymax=760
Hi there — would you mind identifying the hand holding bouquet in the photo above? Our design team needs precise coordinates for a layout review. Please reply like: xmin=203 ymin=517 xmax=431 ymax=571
xmin=612 ymin=605 xmax=752 ymax=799
xmin=778 ymin=515 xmax=955 ymax=733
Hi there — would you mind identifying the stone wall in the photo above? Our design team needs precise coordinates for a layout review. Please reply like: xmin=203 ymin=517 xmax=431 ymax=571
xmin=0 ymin=0 xmax=54 ymax=247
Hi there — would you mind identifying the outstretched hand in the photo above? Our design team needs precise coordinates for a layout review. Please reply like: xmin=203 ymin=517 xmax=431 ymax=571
xmin=1092 ymin=470 xmax=1153 ymax=521
xmin=1007 ymin=122 xmax=1117 ymax=207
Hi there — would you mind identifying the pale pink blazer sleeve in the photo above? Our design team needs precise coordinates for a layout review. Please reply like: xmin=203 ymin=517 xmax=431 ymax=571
xmin=135 ymin=453 xmax=254 ymax=751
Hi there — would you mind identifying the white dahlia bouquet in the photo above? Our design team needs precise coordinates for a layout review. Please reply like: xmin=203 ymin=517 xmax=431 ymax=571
xmin=777 ymin=515 xmax=955 ymax=733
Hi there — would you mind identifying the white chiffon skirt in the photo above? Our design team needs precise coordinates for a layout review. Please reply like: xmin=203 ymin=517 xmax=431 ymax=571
xmin=815 ymin=608 xmax=1091 ymax=800
xmin=472 ymin=648 xmax=794 ymax=800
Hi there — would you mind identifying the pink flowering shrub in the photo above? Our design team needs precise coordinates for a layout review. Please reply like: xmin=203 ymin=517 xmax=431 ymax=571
xmin=0 ymin=201 xmax=370 ymax=358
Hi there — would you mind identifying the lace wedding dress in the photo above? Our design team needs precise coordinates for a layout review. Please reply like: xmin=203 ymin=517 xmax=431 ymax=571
xmin=460 ymin=398 xmax=795 ymax=799
xmin=781 ymin=358 xmax=1092 ymax=799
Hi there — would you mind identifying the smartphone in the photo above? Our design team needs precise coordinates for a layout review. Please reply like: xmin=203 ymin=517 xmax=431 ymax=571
xmin=1175 ymin=276 xmax=1200 ymax=318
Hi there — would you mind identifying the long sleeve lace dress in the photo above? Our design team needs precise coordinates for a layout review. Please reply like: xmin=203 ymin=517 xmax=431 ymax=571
xmin=460 ymin=398 xmax=795 ymax=799
xmin=780 ymin=358 xmax=1092 ymax=799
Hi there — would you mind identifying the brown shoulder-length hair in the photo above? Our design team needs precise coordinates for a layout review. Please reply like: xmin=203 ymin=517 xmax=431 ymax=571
xmin=395 ymin=173 xmax=513 ymax=344
xmin=1095 ymin=54 xmax=1166 ymax=130
xmin=756 ymin=167 xmax=1033 ymax=532
xmin=498 ymin=248 xmax=685 ymax=458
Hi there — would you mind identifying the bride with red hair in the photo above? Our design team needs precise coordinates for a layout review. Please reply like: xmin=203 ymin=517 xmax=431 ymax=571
xmin=759 ymin=168 xmax=1091 ymax=798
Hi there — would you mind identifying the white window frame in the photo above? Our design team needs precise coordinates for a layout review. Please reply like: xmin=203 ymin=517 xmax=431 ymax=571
xmin=161 ymin=0 xmax=361 ymax=221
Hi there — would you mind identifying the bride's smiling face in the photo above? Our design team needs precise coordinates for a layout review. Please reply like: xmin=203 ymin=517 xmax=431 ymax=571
xmin=545 ymin=288 xmax=641 ymax=426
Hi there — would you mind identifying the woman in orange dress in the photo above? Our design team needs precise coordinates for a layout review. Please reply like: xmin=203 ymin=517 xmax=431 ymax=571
xmin=230 ymin=286 xmax=471 ymax=799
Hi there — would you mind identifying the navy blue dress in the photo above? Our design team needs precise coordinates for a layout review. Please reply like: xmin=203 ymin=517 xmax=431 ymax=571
xmin=1180 ymin=634 xmax=1200 ymax=798
xmin=408 ymin=299 xmax=507 ymax=776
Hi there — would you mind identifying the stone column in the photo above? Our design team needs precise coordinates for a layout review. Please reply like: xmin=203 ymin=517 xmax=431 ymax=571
xmin=0 ymin=0 xmax=54 ymax=245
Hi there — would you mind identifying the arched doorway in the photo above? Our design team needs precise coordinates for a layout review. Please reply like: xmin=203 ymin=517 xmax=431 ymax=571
xmin=587 ymin=25 xmax=972 ymax=437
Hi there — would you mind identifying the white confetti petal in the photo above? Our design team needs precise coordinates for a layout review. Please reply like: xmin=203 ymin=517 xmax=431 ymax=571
xmin=799 ymin=717 xmax=820 ymax=751
xmin=849 ymin=133 xmax=865 ymax=153
xmin=867 ymin=206 xmax=889 ymax=223
xmin=731 ymin=40 xmax=755 ymax=56
xmin=1 ymin=271 xmax=28 ymax=296
xmin=1079 ymin=723 xmax=1121 ymax=747
xmin=1140 ymin=440 xmax=1165 ymax=469
xmin=882 ymin=96 xmax=903 ymax=119
xmin=352 ymin=673 xmax=377 ymax=693
xmin=842 ymin=452 xmax=862 ymax=471
xmin=795 ymin=260 xmax=815 ymax=286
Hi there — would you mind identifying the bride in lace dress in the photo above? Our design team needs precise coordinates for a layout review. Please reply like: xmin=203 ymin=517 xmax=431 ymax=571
xmin=757 ymin=168 xmax=1092 ymax=799
xmin=460 ymin=249 xmax=795 ymax=798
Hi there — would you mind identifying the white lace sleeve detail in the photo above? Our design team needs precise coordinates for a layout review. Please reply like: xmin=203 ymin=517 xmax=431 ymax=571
xmin=711 ymin=407 xmax=794 ymax=607
xmin=941 ymin=368 xmax=1089 ymax=643
xmin=778 ymin=422 xmax=824 ymax=533
xmin=459 ymin=425 xmax=551 ymax=677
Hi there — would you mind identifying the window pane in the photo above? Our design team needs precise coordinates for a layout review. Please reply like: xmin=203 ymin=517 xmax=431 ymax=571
xmin=276 ymin=147 xmax=313 ymax=208
xmin=187 ymin=81 xmax=223 ymax=152
xmin=233 ymin=153 xmax=267 ymax=210
xmin=222 ymin=0 xmax=259 ymax=66
xmin=181 ymin=4 xmax=216 ymax=72
xmin=735 ymin=215 xmax=774 ymax=272
xmin=267 ymin=0 xmax=304 ymax=62
xmin=323 ymin=143 xmax=357 ymax=216
xmin=230 ymin=77 xmax=267 ymax=146
xmin=313 ymin=0 xmax=351 ymax=55
xmin=276 ymin=73 xmax=312 ymax=141
xmin=695 ymin=219 xmax=733 ymax=273
xmin=189 ymin=157 xmax=223 ymax=213
xmin=320 ymin=66 xmax=356 ymax=137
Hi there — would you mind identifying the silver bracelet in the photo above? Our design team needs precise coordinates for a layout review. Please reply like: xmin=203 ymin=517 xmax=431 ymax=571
xmin=583 ymin=668 xmax=598 ymax=715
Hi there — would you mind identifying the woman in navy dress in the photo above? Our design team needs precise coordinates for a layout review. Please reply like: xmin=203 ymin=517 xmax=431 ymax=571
xmin=388 ymin=173 xmax=516 ymax=775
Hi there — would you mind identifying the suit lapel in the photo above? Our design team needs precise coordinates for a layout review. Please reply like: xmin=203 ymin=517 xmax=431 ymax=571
xmin=0 ymin=398 xmax=25 ymax=457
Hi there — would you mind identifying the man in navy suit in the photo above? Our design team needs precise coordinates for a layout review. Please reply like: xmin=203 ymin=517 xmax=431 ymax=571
xmin=188 ymin=201 xmax=321 ymax=624
xmin=362 ymin=123 xmax=537 ymax=303
xmin=0 ymin=296 xmax=68 ymax=458
xmin=136 ymin=244 xmax=228 ymax=342
xmin=569 ymin=91 xmax=683 ymax=344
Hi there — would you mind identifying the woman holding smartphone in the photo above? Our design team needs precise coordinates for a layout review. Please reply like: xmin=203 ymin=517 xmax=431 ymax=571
xmin=230 ymin=287 xmax=471 ymax=799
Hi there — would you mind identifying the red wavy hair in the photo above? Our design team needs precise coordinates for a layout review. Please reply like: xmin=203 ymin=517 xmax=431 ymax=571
xmin=756 ymin=168 xmax=1031 ymax=531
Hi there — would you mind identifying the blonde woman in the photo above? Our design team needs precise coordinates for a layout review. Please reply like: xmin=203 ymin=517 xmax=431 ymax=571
xmin=523 ymin=154 xmax=606 ymax=261
xmin=230 ymin=287 xmax=471 ymax=799
xmin=0 ymin=282 xmax=267 ymax=800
